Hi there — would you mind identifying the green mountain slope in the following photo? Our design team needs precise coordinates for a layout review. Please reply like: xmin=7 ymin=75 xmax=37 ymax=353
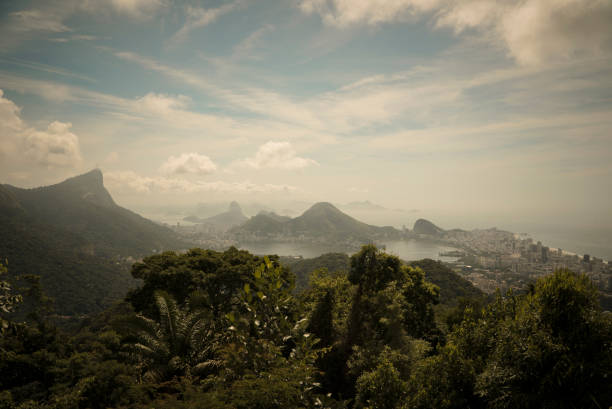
xmin=3 ymin=170 xmax=182 ymax=257
xmin=283 ymin=251 xmax=483 ymax=304
xmin=408 ymin=259 xmax=485 ymax=305
xmin=0 ymin=169 xmax=186 ymax=315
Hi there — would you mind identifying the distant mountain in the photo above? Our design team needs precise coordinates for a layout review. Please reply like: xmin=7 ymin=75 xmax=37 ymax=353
xmin=235 ymin=213 xmax=287 ymax=238
xmin=0 ymin=169 xmax=186 ymax=315
xmin=288 ymin=202 xmax=378 ymax=237
xmin=232 ymin=202 xmax=401 ymax=242
xmin=184 ymin=201 xmax=248 ymax=231
xmin=256 ymin=210 xmax=291 ymax=223
xmin=413 ymin=218 xmax=445 ymax=236
xmin=408 ymin=259 xmax=485 ymax=305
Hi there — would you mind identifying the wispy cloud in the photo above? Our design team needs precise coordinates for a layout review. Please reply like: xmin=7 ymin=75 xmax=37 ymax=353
xmin=170 ymin=1 xmax=243 ymax=44
xmin=0 ymin=72 xmax=336 ymax=150
xmin=105 ymin=170 xmax=297 ymax=194
xmin=367 ymin=110 xmax=612 ymax=154
xmin=231 ymin=24 xmax=275 ymax=61
xmin=0 ymin=57 xmax=97 ymax=83
xmin=49 ymin=34 xmax=101 ymax=43
xmin=9 ymin=9 xmax=71 ymax=33
xmin=110 ymin=49 xmax=325 ymax=129
xmin=300 ymin=0 xmax=612 ymax=66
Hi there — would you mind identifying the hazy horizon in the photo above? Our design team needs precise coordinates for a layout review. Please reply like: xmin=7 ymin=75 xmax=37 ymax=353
xmin=1 ymin=0 xmax=611 ymax=251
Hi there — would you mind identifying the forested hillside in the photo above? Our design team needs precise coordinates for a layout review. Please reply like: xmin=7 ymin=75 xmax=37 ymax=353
xmin=0 ymin=170 xmax=186 ymax=315
xmin=283 ymin=252 xmax=485 ymax=306
xmin=1 ymin=245 xmax=609 ymax=408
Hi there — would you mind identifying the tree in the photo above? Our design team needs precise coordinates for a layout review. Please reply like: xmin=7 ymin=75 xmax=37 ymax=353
xmin=0 ymin=261 xmax=22 ymax=335
xmin=404 ymin=343 xmax=479 ymax=409
xmin=122 ymin=291 xmax=219 ymax=383
xmin=475 ymin=270 xmax=612 ymax=409
xmin=355 ymin=349 xmax=407 ymax=409
xmin=314 ymin=245 xmax=441 ymax=401
xmin=346 ymin=245 xmax=440 ymax=348
xmin=127 ymin=247 xmax=291 ymax=319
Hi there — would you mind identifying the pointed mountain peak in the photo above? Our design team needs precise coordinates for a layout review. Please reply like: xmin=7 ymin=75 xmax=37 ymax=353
xmin=54 ymin=169 xmax=115 ymax=207
xmin=298 ymin=202 xmax=346 ymax=220
xmin=62 ymin=168 xmax=104 ymax=187
xmin=307 ymin=202 xmax=340 ymax=212
xmin=228 ymin=201 xmax=242 ymax=213
xmin=413 ymin=218 xmax=444 ymax=235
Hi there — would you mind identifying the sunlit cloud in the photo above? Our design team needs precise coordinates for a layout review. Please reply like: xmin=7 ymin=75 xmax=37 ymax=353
xmin=0 ymin=90 xmax=81 ymax=168
xmin=159 ymin=153 xmax=217 ymax=176
xmin=241 ymin=141 xmax=318 ymax=170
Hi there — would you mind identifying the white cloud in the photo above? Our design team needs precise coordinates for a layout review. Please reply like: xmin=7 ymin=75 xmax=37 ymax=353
xmin=23 ymin=121 xmax=82 ymax=167
xmin=300 ymin=0 xmax=612 ymax=66
xmin=0 ymin=89 xmax=24 ymax=132
xmin=0 ymin=90 xmax=24 ymax=156
xmin=105 ymin=171 xmax=297 ymax=194
xmin=243 ymin=141 xmax=318 ymax=170
xmin=160 ymin=153 xmax=217 ymax=175
xmin=0 ymin=89 xmax=81 ymax=167
xmin=497 ymin=0 xmax=612 ymax=65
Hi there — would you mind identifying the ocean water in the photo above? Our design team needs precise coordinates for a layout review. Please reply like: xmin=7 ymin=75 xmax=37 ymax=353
xmin=516 ymin=227 xmax=612 ymax=261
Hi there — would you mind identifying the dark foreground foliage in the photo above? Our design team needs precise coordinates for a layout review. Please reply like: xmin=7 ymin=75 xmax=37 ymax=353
xmin=1 ymin=247 xmax=610 ymax=409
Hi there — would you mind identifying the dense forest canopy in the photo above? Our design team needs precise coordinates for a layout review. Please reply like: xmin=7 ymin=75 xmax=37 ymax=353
xmin=0 ymin=246 xmax=610 ymax=408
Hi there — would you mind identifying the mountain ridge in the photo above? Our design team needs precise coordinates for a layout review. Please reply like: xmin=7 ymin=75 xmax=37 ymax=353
xmin=0 ymin=169 xmax=187 ymax=315
xmin=231 ymin=201 xmax=401 ymax=241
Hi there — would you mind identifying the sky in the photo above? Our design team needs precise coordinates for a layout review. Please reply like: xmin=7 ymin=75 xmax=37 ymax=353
xmin=1 ymin=0 xmax=612 ymax=233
